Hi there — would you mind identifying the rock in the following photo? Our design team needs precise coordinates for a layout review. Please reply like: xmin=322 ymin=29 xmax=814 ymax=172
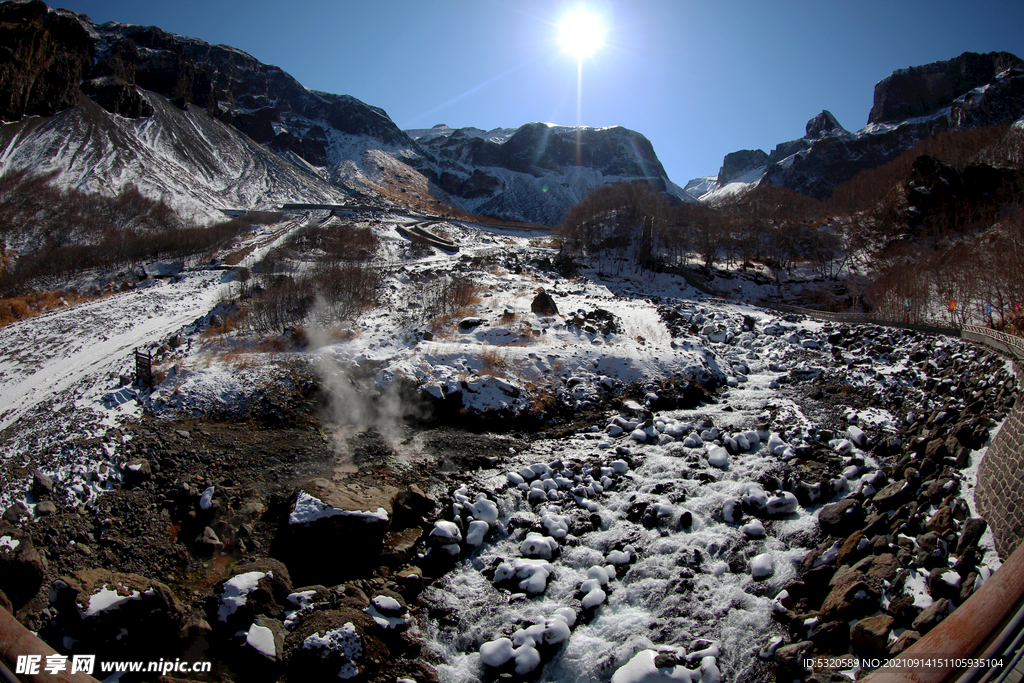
xmin=283 ymin=608 xmax=387 ymax=682
xmin=926 ymin=505 xmax=954 ymax=534
xmin=924 ymin=438 xmax=949 ymax=462
xmin=836 ymin=530 xmax=867 ymax=566
xmin=212 ymin=559 xmax=293 ymax=630
xmin=774 ymin=640 xmax=814 ymax=679
xmin=195 ymin=526 xmax=222 ymax=554
xmin=274 ymin=480 xmax=397 ymax=586
xmin=810 ymin=620 xmax=850 ymax=655
xmin=911 ymin=598 xmax=950 ymax=634
xmin=867 ymin=553 xmax=901 ymax=582
xmin=0 ymin=525 xmax=46 ymax=609
xmin=2 ymin=503 xmax=27 ymax=523
xmin=819 ymin=571 xmax=879 ymax=621
xmin=851 ymin=615 xmax=894 ymax=657
xmin=0 ymin=588 xmax=12 ymax=614
xmin=889 ymin=630 xmax=922 ymax=656
xmin=457 ymin=317 xmax=485 ymax=331
xmin=957 ymin=518 xmax=987 ymax=556
xmin=49 ymin=569 xmax=185 ymax=661
xmin=928 ymin=568 xmax=962 ymax=601
xmin=873 ymin=481 xmax=913 ymax=511
xmin=35 ymin=500 xmax=56 ymax=516
xmin=32 ymin=471 xmax=54 ymax=497
xmin=401 ymin=484 xmax=436 ymax=516
xmin=123 ymin=458 xmax=153 ymax=486
xmin=818 ymin=499 xmax=865 ymax=537
xmin=531 ymin=290 xmax=559 ymax=316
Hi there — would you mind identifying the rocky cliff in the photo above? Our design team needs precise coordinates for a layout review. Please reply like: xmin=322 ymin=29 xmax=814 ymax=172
xmin=696 ymin=52 xmax=1024 ymax=202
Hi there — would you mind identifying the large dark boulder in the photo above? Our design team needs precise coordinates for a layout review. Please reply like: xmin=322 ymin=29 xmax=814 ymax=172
xmin=818 ymin=498 xmax=865 ymax=536
xmin=869 ymin=51 xmax=1023 ymax=124
xmin=531 ymin=290 xmax=559 ymax=316
xmin=0 ymin=525 xmax=46 ymax=609
xmin=0 ymin=0 xmax=94 ymax=120
xmin=272 ymin=480 xmax=397 ymax=586
xmin=48 ymin=569 xmax=186 ymax=661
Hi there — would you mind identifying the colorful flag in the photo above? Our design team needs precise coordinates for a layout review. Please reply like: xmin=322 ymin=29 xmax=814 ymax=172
xmin=904 ymin=297 xmax=910 ymax=308
xmin=1015 ymin=302 xmax=1021 ymax=314
xmin=949 ymin=300 xmax=956 ymax=312
xmin=987 ymin=303 xmax=993 ymax=316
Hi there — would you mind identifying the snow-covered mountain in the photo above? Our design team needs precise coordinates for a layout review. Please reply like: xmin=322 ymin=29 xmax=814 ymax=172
xmin=686 ymin=52 xmax=1024 ymax=202
xmin=0 ymin=0 xmax=689 ymax=226
xmin=408 ymin=121 xmax=695 ymax=225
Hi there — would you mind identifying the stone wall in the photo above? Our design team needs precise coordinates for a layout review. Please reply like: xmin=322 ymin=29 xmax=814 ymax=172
xmin=977 ymin=362 xmax=1024 ymax=559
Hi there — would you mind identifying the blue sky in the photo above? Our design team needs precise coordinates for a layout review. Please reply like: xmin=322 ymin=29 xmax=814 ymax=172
xmin=58 ymin=0 xmax=1024 ymax=186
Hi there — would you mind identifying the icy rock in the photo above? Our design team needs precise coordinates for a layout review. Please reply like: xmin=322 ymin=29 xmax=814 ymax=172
xmin=631 ymin=429 xmax=648 ymax=443
xmin=520 ymin=532 xmax=558 ymax=559
xmin=766 ymin=433 xmax=788 ymax=456
xmin=513 ymin=643 xmax=541 ymax=674
xmin=751 ymin=553 xmax=774 ymax=579
xmin=611 ymin=649 xmax=718 ymax=683
xmin=683 ymin=435 xmax=703 ymax=448
xmin=831 ymin=438 xmax=855 ymax=456
xmin=766 ymin=491 xmax=798 ymax=516
xmin=528 ymin=487 xmax=548 ymax=504
xmin=542 ymin=512 xmax=570 ymax=539
xmin=586 ymin=565 xmax=611 ymax=585
xmin=429 ymin=521 xmax=462 ymax=544
xmin=466 ymin=520 xmax=489 ymax=547
xmin=742 ymin=520 xmax=766 ymax=538
xmin=706 ymin=446 xmax=729 ymax=468
xmin=468 ymin=496 xmax=499 ymax=524
xmin=480 ymin=637 xmax=514 ymax=668
xmin=507 ymin=472 xmax=525 ymax=486
xmin=607 ymin=546 xmax=634 ymax=565
xmin=495 ymin=559 xmax=554 ymax=594
xmin=722 ymin=498 xmax=742 ymax=524
xmin=611 ymin=460 xmax=629 ymax=474
xmin=848 ymin=425 xmax=867 ymax=447
xmin=582 ymin=587 xmax=607 ymax=609
xmin=543 ymin=617 xmax=571 ymax=644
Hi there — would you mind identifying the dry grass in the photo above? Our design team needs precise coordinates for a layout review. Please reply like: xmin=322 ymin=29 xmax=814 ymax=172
xmin=0 ymin=287 xmax=118 ymax=328
xmin=201 ymin=309 xmax=248 ymax=340
xmin=480 ymin=347 xmax=509 ymax=376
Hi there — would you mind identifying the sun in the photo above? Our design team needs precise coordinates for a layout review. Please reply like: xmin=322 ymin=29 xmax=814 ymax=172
xmin=558 ymin=9 xmax=604 ymax=60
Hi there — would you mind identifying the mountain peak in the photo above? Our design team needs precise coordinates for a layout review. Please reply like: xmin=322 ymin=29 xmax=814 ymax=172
xmin=805 ymin=110 xmax=846 ymax=139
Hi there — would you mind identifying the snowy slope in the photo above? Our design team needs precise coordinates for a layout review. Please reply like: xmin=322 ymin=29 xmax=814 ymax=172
xmin=0 ymin=92 xmax=353 ymax=223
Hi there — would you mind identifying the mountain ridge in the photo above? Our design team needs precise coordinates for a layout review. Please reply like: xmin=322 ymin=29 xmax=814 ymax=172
xmin=0 ymin=0 xmax=686 ymax=226
xmin=691 ymin=51 xmax=1024 ymax=203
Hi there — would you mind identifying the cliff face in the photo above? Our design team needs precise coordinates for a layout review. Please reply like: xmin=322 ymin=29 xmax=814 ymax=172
xmin=0 ymin=1 xmax=93 ymax=120
xmin=868 ymin=51 xmax=1023 ymax=124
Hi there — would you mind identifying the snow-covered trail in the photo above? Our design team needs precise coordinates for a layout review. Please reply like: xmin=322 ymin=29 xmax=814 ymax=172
xmin=0 ymin=270 xmax=229 ymax=434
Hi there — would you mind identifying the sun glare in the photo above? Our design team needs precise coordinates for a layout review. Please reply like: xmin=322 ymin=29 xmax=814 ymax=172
xmin=559 ymin=9 xmax=604 ymax=60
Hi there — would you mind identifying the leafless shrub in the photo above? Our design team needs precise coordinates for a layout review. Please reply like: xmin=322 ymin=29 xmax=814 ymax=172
xmin=411 ymin=274 xmax=480 ymax=323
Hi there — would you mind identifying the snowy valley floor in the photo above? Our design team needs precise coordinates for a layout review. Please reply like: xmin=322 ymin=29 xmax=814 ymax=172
xmin=0 ymin=214 xmax=1018 ymax=683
